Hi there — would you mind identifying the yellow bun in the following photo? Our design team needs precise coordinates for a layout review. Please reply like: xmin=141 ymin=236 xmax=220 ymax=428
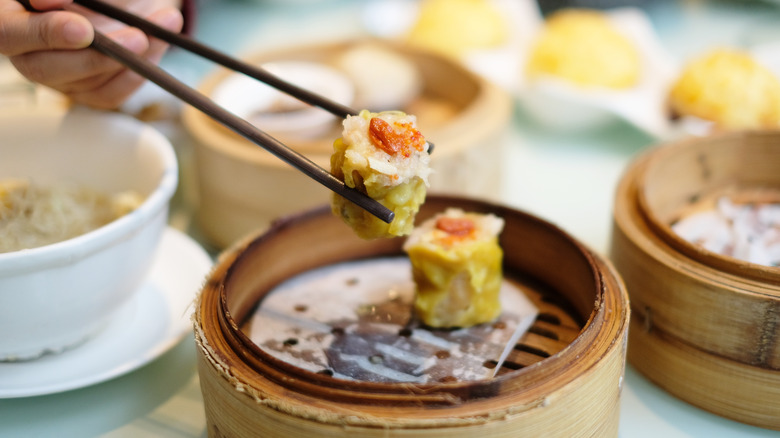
xmin=669 ymin=49 xmax=780 ymax=130
xmin=405 ymin=0 xmax=507 ymax=58
xmin=526 ymin=9 xmax=640 ymax=89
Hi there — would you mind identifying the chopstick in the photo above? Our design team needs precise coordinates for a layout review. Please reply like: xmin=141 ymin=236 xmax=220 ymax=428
xmin=74 ymin=0 xmax=359 ymax=119
xmin=17 ymin=0 xmax=395 ymax=224
xmin=74 ymin=0 xmax=434 ymax=154
xmin=91 ymin=32 xmax=395 ymax=223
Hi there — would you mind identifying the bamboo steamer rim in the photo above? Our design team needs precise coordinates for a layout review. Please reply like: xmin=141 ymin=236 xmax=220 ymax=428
xmin=612 ymin=143 xmax=780 ymax=363
xmin=182 ymin=39 xmax=511 ymax=169
xmin=610 ymin=134 xmax=780 ymax=428
xmin=194 ymin=195 xmax=630 ymax=426
xmin=615 ymin=141 xmax=780 ymax=302
xmin=636 ymin=130 xmax=780 ymax=285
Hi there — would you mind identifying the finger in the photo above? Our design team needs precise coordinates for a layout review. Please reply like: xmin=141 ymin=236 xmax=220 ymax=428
xmin=70 ymin=11 xmax=182 ymax=110
xmin=141 ymin=7 xmax=184 ymax=62
xmin=34 ymin=26 xmax=152 ymax=109
xmin=0 ymin=9 xmax=93 ymax=55
xmin=146 ymin=6 xmax=184 ymax=34
xmin=66 ymin=67 xmax=148 ymax=109
xmin=10 ymin=26 xmax=148 ymax=87
xmin=73 ymin=7 xmax=184 ymax=109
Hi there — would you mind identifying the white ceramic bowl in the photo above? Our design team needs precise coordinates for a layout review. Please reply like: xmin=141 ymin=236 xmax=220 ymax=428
xmin=0 ymin=106 xmax=178 ymax=360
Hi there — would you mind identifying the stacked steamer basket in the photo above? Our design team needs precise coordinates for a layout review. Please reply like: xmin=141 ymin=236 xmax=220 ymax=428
xmin=611 ymin=131 xmax=780 ymax=429
xmin=194 ymin=196 xmax=630 ymax=437
xmin=182 ymin=40 xmax=512 ymax=248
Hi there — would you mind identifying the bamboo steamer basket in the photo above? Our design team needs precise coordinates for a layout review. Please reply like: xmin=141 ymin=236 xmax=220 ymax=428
xmin=183 ymin=40 xmax=512 ymax=249
xmin=194 ymin=195 xmax=630 ymax=437
xmin=610 ymin=131 xmax=780 ymax=429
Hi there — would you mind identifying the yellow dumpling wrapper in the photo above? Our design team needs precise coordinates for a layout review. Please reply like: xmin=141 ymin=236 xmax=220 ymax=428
xmin=526 ymin=9 xmax=640 ymax=89
xmin=403 ymin=209 xmax=505 ymax=328
xmin=331 ymin=110 xmax=431 ymax=239
xmin=669 ymin=49 xmax=780 ymax=130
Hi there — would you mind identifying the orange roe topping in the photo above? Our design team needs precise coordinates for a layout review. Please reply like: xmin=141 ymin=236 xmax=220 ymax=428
xmin=435 ymin=217 xmax=475 ymax=237
xmin=368 ymin=117 xmax=426 ymax=158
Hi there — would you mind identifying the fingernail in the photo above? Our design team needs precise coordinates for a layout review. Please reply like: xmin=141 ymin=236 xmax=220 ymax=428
xmin=155 ymin=8 xmax=184 ymax=32
xmin=63 ymin=19 xmax=92 ymax=47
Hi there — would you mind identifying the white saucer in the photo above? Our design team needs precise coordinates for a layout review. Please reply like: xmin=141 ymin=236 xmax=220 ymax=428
xmin=0 ymin=227 xmax=212 ymax=399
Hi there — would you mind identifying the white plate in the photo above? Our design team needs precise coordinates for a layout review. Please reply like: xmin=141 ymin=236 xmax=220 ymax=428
xmin=0 ymin=227 xmax=212 ymax=398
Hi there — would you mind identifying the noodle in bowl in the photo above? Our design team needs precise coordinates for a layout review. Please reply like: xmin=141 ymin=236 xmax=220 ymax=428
xmin=0 ymin=106 xmax=178 ymax=361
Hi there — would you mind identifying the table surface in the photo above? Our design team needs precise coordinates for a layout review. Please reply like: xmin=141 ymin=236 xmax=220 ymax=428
xmin=3 ymin=1 xmax=780 ymax=436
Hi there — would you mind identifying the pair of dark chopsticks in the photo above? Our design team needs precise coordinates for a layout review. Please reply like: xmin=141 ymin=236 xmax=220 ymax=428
xmin=19 ymin=0 xmax=394 ymax=224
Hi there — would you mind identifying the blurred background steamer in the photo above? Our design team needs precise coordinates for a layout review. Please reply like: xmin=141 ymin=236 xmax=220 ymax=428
xmin=611 ymin=131 xmax=780 ymax=430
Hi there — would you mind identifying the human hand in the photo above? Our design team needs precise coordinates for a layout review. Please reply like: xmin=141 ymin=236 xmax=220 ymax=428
xmin=0 ymin=0 xmax=183 ymax=109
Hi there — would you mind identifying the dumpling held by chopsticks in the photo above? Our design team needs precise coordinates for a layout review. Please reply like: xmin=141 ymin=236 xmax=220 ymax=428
xmin=331 ymin=110 xmax=431 ymax=239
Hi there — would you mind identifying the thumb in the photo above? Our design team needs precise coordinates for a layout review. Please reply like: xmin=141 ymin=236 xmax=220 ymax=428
xmin=0 ymin=9 xmax=94 ymax=56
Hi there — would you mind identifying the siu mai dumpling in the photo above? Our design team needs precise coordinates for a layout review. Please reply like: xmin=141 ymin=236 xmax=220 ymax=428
xmin=331 ymin=110 xmax=431 ymax=239
xmin=403 ymin=208 xmax=505 ymax=328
